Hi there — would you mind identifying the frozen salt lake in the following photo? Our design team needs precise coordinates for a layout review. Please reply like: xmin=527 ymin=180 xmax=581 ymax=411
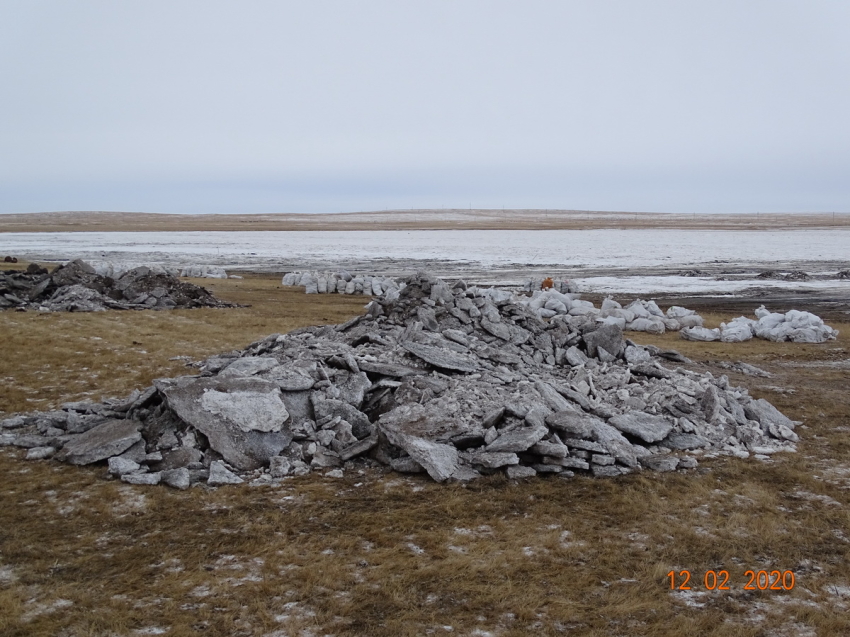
xmin=3 ymin=228 xmax=848 ymax=295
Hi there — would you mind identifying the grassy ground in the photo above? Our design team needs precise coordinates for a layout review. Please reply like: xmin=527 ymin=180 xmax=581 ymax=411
xmin=1 ymin=270 xmax=849 ymax=636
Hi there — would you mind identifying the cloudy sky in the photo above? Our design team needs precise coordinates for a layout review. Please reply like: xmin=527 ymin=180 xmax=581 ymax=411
xmin=1 ymin=1 xmax=849 ymax=214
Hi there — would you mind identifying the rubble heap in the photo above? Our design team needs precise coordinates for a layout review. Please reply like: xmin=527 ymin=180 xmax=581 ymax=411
xmin=0 ymin=259 xmax=236 ymax=312
xmin=1 ymin=273 xmax=802 ymax=487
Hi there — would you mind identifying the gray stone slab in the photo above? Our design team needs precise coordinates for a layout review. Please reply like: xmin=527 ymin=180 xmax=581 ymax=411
xmin=480 ymin=318 xmax=511 ymax=341
xmin=121 ymin=471 xmax=162 ymax=486
xmin=506 ymin=465 xmax=537 ymax=479
xmin=661 ymin=433 xmax=711 ymax=450
xmin=108 ymin=456 xmax=141 ymax=475
xmin=583 ymin=324 xmax=624 ymax=358
xmin=55 ymin=419 xmax=142 ymax=465
xmin=25 ymin=446 xmax=56 ymax=460
xmin=545 ymin=410 xmax=601 ymax=439
xmin=609 ymin=412 xmax=673 ymax=443
xmin=219 ymin=356 xmax=280 ymax=377
xmin=639 ymin=455 xmax=680 ymax=472
xmin=534 ymin=381 xmax=573 ymax=412
xmin=162 ymin=468 xmax=191 ymax=490
xmin=529 ymin=440 xmax=568 ymax=458
xmin=485 ymin=423 xmax=548 ymax=453
xmin=265 ymin=367 xmax=316 ymax=391
xmin=591 ymin=464 xmax=622 ymax=477
xmin=401 ymin=341 xmax=478 ymax=373
xmin=462 ymin=451 xmax=519 ymax=469
xmin=357 ymin=360 xmax=428 ymax=378
xmin=161 ymin=376 xmax=292 ymax=471
xmin=744 ymin=398 xmax=800 ymax=430
xmin=382 ymin=427 xmax=458 ymax=482
xmin=543 ymin=456 xmax=590 ymax=470
xmin=560 ymin=437 xmax=607 ymax=453
xmin=338 ymin=432 xmax=379 ymax=461
xmin=208 ymin=460 xmax=244 ymax=485
xmin=589 ymin=421 xmax=640 ymax=468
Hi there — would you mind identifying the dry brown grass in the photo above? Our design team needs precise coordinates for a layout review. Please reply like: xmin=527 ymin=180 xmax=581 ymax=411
xmin=2 ymin=209 xmax=849 ymax=233
xmin=1 ymin=273 xmax=849 ymax=636
xmin=0 ymin=273 xmax=366 ymax=416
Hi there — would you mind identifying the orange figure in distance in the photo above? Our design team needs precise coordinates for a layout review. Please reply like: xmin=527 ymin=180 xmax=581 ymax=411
xmin=541 ymin=277 xmax=554 ymax=290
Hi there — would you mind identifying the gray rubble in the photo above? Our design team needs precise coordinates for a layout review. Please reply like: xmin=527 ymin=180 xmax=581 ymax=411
xmin=2 ymin=272 xmax=803 ymax=487
xmin=0 ymin=259 xmax=237 ymax=312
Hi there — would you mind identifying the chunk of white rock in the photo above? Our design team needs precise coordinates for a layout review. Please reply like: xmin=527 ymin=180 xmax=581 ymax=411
xmin=108 ymin=456 xmax=141 ymax=476
xmin=121 ymin=471 xmax=162 ymax=485
xmin=199 ymin=389 xmax=289 ymax=433
xmin=162 ymin=468 xmax=191 ymax=490
xmin=25 ymin=446 xmax=56 ymax=460
xmin=207 ymin=460 xmax=244 ymax=486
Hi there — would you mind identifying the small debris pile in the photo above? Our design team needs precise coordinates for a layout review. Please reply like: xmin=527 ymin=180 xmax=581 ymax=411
xmin=2 ymin=273 xmax=801 ymax=487
xmin=0 ymin=259 xmax=236 ymax=312
xmin=757 ymin=269 xmax=811 ymax=281
xmin=3 ymin=255 xmax=18 ymax=263
xmin=681 ymin=306 xmax=838 ymax=344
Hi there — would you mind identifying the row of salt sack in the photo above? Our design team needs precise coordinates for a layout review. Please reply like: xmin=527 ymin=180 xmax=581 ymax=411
xmin=179 ymin=265 xmax=228 ymax=279
xmin=85 ymin=260 xmax=182 ymax=279
xmin=523 ymin=289 xmax=588 ymax=318
xmin=521 ymin=291 xmax=704 ymax=335
xmin=681 ymin=306 xmax=839 ymax=343
xmin=282 ymin=271 xmax=403 ymax=298
xmin=521 ymin=278 xmax=579 ymax=294
xmin=599 ymin=298 xmax=703 ymax=334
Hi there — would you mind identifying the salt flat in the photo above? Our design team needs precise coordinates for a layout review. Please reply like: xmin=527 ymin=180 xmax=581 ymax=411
xmin=3 ymin=227 xmax=849 ymax=295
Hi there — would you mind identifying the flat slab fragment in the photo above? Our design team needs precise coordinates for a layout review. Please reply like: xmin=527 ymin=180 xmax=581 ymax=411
xmin=219 ymin=356 xmax=280 ymax=377
xmin=357 ymin=360 xmax=428 ymax=377
xmin=608 ymin=412 xmax=673 ymax=443
xmin=401 ymin=341 xmax=478 ymax=373
xmin=545 ymin=410 xmax=601 ymax=439
xmin=662 ymin=433 xmax=711 ymax=450
xmin=744 ymin=398 xmax=800 ymax=430
xmin=264 ymin=366 xmax=316 ymax=391
xmin=584 ymin=324 xmax=624 ymax=358
xmin=208 ymin=460 xmax=244 ymax=485
xmin=161 ymin=376 xmax=292 ymax=471
xmin=382 ymin=428 xmax=458 ymax=482
xmin=462 ymin=451 xmax=519 ymax=469
xmin=339 ymin=432 xmax=379 ymax=461
xmin=378 ymin=402 xmax=470 ymax=442
xmin=640 ymin=455 xmax=680 ymax=472
xmin=56 ymin=419 xmax=142 ymax=465
xmin=200 ymin=389 xmax=289 ymax=433
xmin=485 ymin=423 xmax=548 ymax=453
xmin=480 ymin=317 xmax=511 ymax=341
xmin=588 ymin=421 xmax=641 ymax=468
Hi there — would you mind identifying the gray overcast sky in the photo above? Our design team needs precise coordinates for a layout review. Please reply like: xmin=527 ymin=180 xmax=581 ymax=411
xmin=1 ymin=0 xmax=849 ymax=214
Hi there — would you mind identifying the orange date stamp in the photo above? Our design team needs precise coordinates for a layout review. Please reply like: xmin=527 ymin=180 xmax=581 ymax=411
xmin=668 ymin=569 xmax=796 ymax=591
